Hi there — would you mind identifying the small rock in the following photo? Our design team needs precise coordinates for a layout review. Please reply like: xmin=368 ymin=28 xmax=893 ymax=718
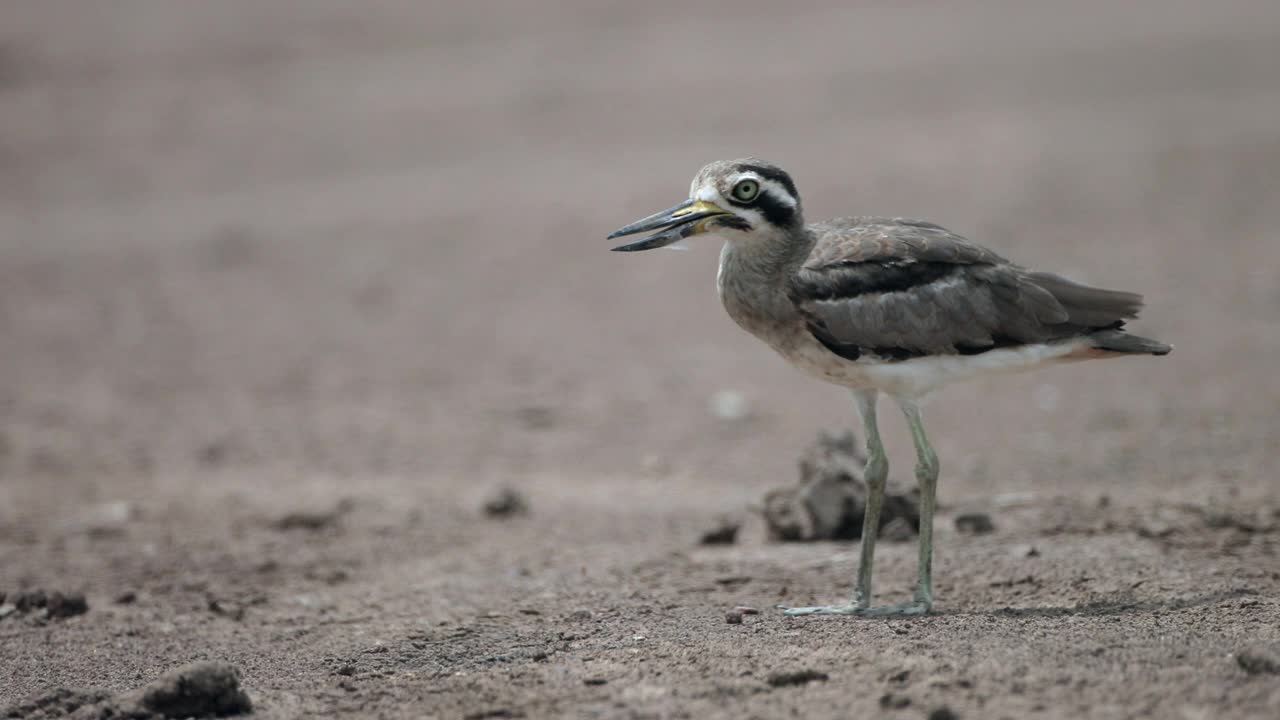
xmin=583 ymin=677 xmax=608 ymax=686
xmin=305 ymin=567 xmax=350 ymax=585
xmin=44 ymin=592 xmax=88 ymax=620
xmin=335 ymin=664 xmax=357 ymax=677
xmin=114 ymin=591 xmax=138 ymax=605
xmin=762 ymin=430 xmax=919 ymax=542
xmin=1237 ymin=649 xmax=1280 ymax=675
xmin=208 ymin=598 xmax=245 ymax=621
xmin=274 ymin=499 xmax=353 ymax=531
xmin=0 ymin=688 xmax=112 ymax=719
xmin=69 ymin=501 xmax=136 ymax=537
xmin=725 ymin=611 xmax=743 ymax=624
xmin=699 ymin=516 xmax=740 ymax=545
xmin=482 ymin=487 xmax=529 ymax=517
xmin=0 ymin=604 xmax=16 ymax=621
xmin=879 ymin=692 xmax=911 ymax=709
xmin=955 ymin=512 xmax=995 ymax=535
xmin=133 ymin=662 xmax=252 ymax=717
xmin=767 ymin=670 xmax=829 ymax=687
xmin=734 ymin=606 xmax=760 ymax=615
xmin=464 ymin=709 xmax=524 ymax=720
xmin=13 ymin=589 xmax=47 ymax=612
xmin=1011 ymin=544 xmax=1040 ymax=558
xmin=568 ymin=609 xmax=593 ymax=621
xmin=881 ymin=516 xmax=916 ymax=542
xmin=710 ymin=390 xmax=751 ymax=421
xmin=928 ymin=707 xmax=960 ymax=720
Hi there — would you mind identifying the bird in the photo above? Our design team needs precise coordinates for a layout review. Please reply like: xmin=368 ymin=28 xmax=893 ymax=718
xmin=607 ymin=158 xmax=1170 ymax=616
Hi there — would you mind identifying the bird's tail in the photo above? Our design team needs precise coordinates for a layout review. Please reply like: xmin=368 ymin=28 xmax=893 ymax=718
xmin=1087 ymin=329 xmax=1171 ymax=356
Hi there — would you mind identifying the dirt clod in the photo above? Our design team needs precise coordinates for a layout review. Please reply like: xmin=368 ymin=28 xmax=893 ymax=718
xmin=463 ymin=710 xmax=524 ymax=720
xmin=1236 ymin=649 xmax=1280 ymax=675
xmin=762 ymin=430 xmax=918 ymax=541
xmin=0 ymin=589 xmax=87 ymax=621
xmin=482 ymin=487 xmax=529 ymax=517
xmin=767 ymin=670 xmax=829 ymax=687
xmin=4 ymin=662 xmax=250 ymax=719
xmin=881 ymin=516 xmax=917 ymax=542
xmin=928 ymin=707 xmax=960 ymax=720
xmin=699 ymin=515 xmax=741 ymax=545
xmin=583 ymin=677 xmax=608 ymax=686
xmin=879 ymin=691 xmax=911 ymax=709
xmin=955 ymin=513 xmax=996 ymax=535
xmin=725 ymin=611 xmax=743 ymax=624
xmin=274 ymin=499 xmax=353 ymax=531
xmin=133 ymin=661 xmax=252 ymax=717
xmin=44 ymin=592 xmax=88 ymax=620
xmin=1 ymin=688 xmax=111 ymax=719
xmin=207 ymin=598 xmax=245 ymax=621
xmin=12 ymin=589 xmax=47 ymax=612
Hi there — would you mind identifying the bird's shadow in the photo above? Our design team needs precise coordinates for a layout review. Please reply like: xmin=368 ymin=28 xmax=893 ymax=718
xmin=936 ymin=587 xmax=1258 ymax=619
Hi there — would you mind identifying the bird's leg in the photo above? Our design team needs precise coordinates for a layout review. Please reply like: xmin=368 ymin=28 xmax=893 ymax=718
xmin=782 ymin=389 xmax=890 ymax=616
xmin=851 ymin=388 xmax=888 ymax=607
xmin=896 ymin=398 xmax=938 ymax=614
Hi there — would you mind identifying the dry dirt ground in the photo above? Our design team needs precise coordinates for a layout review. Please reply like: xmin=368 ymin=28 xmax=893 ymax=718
xmin=3 ymin=2 xmax=1280 ymax=718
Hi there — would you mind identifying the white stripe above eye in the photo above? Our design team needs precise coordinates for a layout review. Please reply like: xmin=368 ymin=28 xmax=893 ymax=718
xmin=695 ymin=175 xmax=798 ymax=208
xmin=729 ymin=174 xmax=797 ymax=208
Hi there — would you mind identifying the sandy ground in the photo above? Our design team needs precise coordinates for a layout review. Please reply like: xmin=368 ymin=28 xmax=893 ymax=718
xmin=2 ymin=1 xmax=1280 ymax=717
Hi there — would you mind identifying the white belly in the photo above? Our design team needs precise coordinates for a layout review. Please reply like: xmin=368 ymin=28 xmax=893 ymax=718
xmin=778 ymin=334 xmax=1092 ymax=399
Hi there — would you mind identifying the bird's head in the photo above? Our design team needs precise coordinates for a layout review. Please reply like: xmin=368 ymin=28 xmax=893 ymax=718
xmin=608 ymin=159 xmax=804 ymax=251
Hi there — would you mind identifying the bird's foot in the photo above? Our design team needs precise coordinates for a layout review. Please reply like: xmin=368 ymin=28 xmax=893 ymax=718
xmin=778 ymin=600 xmax=931 ymax=617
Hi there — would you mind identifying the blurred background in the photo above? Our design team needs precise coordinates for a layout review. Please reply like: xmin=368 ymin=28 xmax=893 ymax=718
xmin=3 ymin=1 xmax=1280 ymax=714
xmin=4 ymin=0 xmax=1277 ymax=516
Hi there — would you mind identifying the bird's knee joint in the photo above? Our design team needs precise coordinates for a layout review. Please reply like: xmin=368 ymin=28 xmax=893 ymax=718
xmin=915 ymin=452 xmax=939 ymax=483
xmin=865 ymin=458 xmax=889 ymax=486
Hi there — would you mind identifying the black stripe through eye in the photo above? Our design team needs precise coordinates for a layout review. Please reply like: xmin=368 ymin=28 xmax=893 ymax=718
xmin=735 ymin=163 xmax=799 ymax=200
xmin=727 ymin=188 xmax=796 ymax=228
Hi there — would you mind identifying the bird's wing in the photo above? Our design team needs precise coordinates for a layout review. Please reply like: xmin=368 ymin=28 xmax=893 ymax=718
xmin=790 ymin=217 xmax=1144 ymax=360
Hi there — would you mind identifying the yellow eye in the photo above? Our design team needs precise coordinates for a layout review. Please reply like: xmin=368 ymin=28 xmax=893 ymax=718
xmin=731 ymin=179 xmax=760 ymax=202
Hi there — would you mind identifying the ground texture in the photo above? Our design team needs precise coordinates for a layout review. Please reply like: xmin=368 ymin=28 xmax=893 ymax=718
xmin=2 ymin=2 xmax=1280 ymax=718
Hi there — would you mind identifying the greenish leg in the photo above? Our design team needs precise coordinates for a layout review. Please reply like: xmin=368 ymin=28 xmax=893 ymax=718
xmin=851 ymin=388 xmax=888 ymax=607
xmin=782 ymin=389 xmax=890 ymax=616
xmin=897 ymin=398 xmax=938 ymax=612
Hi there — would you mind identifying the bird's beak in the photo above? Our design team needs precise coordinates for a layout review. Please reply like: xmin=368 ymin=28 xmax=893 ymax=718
xmin=608 ymin=199 xmax=729 ymax=252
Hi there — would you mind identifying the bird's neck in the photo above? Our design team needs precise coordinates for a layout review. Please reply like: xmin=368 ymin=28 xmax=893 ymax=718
xmin=717 ymin=224 xmax=813 ymax=338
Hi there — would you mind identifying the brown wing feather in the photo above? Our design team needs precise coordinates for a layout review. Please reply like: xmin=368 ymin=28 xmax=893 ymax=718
xmin=790 ymin=218 xmax=1146 ymax=361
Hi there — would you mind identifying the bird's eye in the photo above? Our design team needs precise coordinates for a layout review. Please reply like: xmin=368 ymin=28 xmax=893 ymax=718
xmin=731 ymin=179 xmax=760 ymax=202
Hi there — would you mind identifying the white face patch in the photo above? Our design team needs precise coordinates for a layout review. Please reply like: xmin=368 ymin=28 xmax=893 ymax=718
xmin=693 ymin=184 xmax=724 ymax=203
xmin=689 ymin=170 xmax=799 ymax=239
xmin=692 ymin=174 xmax=794 ymax=208
xmin=724 ymin=173 xmax=797 ymax=209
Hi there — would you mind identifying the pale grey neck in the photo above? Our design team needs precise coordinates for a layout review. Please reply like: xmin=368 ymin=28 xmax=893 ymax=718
xmin=717 ymin=224 xmax=814 ymax=340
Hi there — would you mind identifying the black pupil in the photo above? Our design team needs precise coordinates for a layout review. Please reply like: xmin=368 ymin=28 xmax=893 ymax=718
xmin=739 ymin=183 xmax=754 ymax=197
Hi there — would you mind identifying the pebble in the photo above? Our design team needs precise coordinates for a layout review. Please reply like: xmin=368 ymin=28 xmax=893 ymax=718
xmin=955 ymin=512 xmax=996 ymax=535
xmin=710 ymin=390 xmax=750 ymax=421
